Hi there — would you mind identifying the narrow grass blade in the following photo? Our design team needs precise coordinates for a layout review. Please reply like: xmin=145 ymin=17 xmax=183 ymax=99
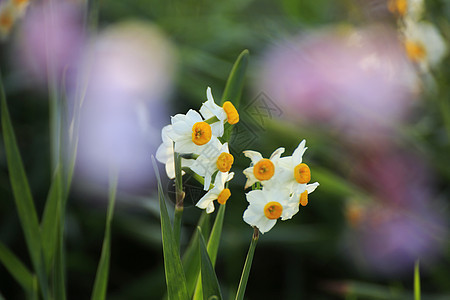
xmin=182 ymin=212 xmax=211 ymax=297
xmin=414 ymin=260 xmax=421 ymax=300
xmin=235 ymin=228 xmax=259 ymax=300
xmin=0 ymin=241 xmax=34 ymax=291
xmin=41 ymin=164 xmax=63 ymax=273
xmin=152 ymin=156 xmax=189 ymax=300
xmin=220 ymin=49 xmax=249 ymax=108
xmin=0 ymin=76 xmax=48 ymax=299
xmin=198 ymin=228 xmax=223 ymax=300
xmin=90 ymin=171 xmax=118 ymax=300
xmin=220 ymin=50 xmax=249 ymax=142
xmin=193 ymin=204 xmax=226 ymax=300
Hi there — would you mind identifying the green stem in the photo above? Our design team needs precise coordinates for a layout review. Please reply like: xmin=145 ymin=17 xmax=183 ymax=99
xmin=235 ymin=227 xmax=259 ymax=300
xmin=414 ymin=260 xmax=421 ymax=300
xmin=173 ymin=151 xmax=184 ymax=251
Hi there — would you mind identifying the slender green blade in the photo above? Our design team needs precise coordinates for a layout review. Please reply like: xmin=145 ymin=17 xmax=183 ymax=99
xmin=220 ymin=50 xmax=249 ymax=142
xmin=152 ymin=156 xmax=189 ymax=300
xmin=414 ymin=260 xmax=421 ymax=300
xmin=193 ymin=204 xmax=226 ymax=300
xmin=0 ymin=76 xmax=48 ymax=299
xmin=41 ymin=164 xmax=63 ymax=273
xmin=235 ymin=229 xmax=259 ymax=300
xmin=182 ymin=212 xmax=211 ymax=297
xmin=90 ymin=172 xmax=118 ymax=300
xmin=198 ymin=228 xmax=222 ymax=300
xmin=220 ymin=49 xmax=249 ymax=108
xmin=0 ymin=241 xmax=34 ymax=291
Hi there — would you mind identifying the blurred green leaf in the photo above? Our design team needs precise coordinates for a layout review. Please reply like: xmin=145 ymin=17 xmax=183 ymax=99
xmin=220 ymin=49 xmax=249 ymax=142
xmin=193 ymin=204 xmax=226 ymax=300
xmin=0 ymin=76 xmax=48 ymax=299
xmin=152 ymin=157 xmax=189 ymax=300
xmin=41 ymin=164 xmax=63 ymax=273
xmin=182 ymin=212 xmax=211 ymax=297
xmin=198 ymin=228 xmax=223 ymax=300
xmin=0 ymin=241 xmax=34 ymax=292
xmin=90 ymin=172 xmax=118 ymax=300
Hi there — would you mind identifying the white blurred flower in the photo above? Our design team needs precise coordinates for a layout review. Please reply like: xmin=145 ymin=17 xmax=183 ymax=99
xmin=0 ymin=2 xmax=16 ymax=38
xmin=196 ymin=171 xmax=234 ymax=214
xmin=403 ymin=19 xmax=448 ymax=71
xmin=243 ymin=188 xmax=292 ymax=234
xmin=242 ymin=147 xmax=285 ymax=189
xmin=388 ymin=0 xmax=424 ymax=20
xmin=190 ymin=139 xmax=234 ymax=190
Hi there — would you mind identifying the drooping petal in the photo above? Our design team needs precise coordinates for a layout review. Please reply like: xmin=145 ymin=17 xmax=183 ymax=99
xmin=243 ymin=150 xmax=263 ymax=165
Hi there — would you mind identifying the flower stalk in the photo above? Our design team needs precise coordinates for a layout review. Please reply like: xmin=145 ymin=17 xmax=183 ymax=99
xmin=235 ymin=227 xmax=259 ymax=300
xmin=173 ymin=151 xmax=185 ymax=251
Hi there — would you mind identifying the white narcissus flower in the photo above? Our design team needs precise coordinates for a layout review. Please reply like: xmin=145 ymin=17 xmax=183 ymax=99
xmin=243 ymin=187 xmax=292 ymax=234
xmin=403 ymin=19 xmax=448 ymax=71
xmin=196 ymin=171 xmax=234 ymax=214
xmin=282 ymin=182 xmax=320 ymax=220
xmin=388 ymin=0 xmax=424 ymax=20
xmin=242 ymin=147 xmax=285 ymax=189
xmin=278 ymin=139 xmax=312 ymax=194
xmin=155 ymin=125 xmax=192 ymax=179
xmin=190 ymin=139 xmax=234 ymax=191
xmin=167 ymin=109 xmax=220 ymax=155
xmin=200 ymin=87 xmax=239 ymax=137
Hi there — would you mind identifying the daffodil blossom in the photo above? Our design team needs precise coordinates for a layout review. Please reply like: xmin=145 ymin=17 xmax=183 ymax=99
xmin=196 ymin=171 xmax=234 ymax=214
xmin=243 ymin=187 xmax=293 ymax=234
xmin=190 ymin=139 xmax=234 ymax=190
xmin=200 ymin=87 xmax=239 ymax=137
xmin=403 ymin=19 xmax=448 ymax=71
xmin=155 ymin=125 xmax=192 ymax=179
xmin=242 ymin=147 xmax=285 ymax=189
xmin=278 ymin=140 xmax=311 ymax=192
xmin=281 ymin=182 xmax=320 ymax=220
xmin=167 ymin=109 xmax=221 ymax=155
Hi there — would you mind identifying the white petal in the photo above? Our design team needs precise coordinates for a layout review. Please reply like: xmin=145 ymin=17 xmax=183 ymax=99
xmin=258 ymin=219 xmax=277 ymax=234
xmin=292 ymin=140 xmax=307 ymax=164
xmin=243 ymin=150 xmax=263 ymax=165
xmin=306 ymin=182 xmax=320 ymax=194
xmin=161 ymin=125 xmax=174 ymax=144
xmin=186 ymin=109 xmax=204 ymax=124
xmin=206 ymin=202 xmax=215 ymax=214
xmin=269 ymin=147 xmax=285 ymax=161
xmin=196 ymin=191 xmax=218 ymax=210
xmin=243 ymin=167 xmax=258 ymax=189
xmin=210 ymin=121 xmax=224 ymax=138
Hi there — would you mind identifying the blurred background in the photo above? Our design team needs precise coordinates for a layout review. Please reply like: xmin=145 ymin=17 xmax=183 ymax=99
xmin=1 ymin=0 xmax=449 ymax=299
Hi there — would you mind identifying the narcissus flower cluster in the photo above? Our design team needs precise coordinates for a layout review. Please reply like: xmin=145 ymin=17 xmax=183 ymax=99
xmin=242 ymin=140 xmax=319 ymax=233
xmin=156 ymin=87 xmax=239 ymax=213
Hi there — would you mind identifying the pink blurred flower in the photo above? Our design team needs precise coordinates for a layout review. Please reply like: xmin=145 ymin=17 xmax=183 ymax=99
xmin=75 ymin=21 xmax=177 ymax=190
xmin=344 ymin=148 xmax=447 ymax=275
xmin=13 ymin=0 xmax=85 ymax=85
xmin=257 ymin=25 xmax=417 ymax=143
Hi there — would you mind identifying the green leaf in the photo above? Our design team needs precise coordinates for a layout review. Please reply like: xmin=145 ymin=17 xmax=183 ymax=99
xmin=152 ymin=156 xmax=189 ymax=300
xmin=220 ymin=49 xmax=249 ymax=109
xmin=182 ymin=212 xmax=211 ymax=297
xmin=41 ymin=164 xmax=63 ymax=273
xmin=220 ymin=50 xmax=249 ymax=142
xmin=90 ymin=171 xmax=118 ymax=300
xmin=414 ymin=260 xmax=421 ymax=300
xmin=0 ymin=75 xmax=48 ymax=299
xmin=198 ymin=228 xmax=222 ymax=300
xmin=0 ymin=241 xmax=34 ymax=291
xmin=193 ymin=204 xmax=226 ymax=300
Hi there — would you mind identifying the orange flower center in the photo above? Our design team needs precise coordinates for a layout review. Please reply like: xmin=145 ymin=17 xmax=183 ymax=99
xmin=388 ymin=0 xmax=407 ymax=16
xmin=191 ymin=122 xmax=212 ymax=145
xmin=0 ymin=12 xmax=13 ymax=30
xmin=264 ymin=201 xmax=283 ymax=220
xmin=405 ymin=40 xmax=426 ymax=63
xmin=299 ymin=190 xmax=308 ymax=206
xmin=253 ymin=159 xmax=275 ymax=181
xmin=294 ymin=163 xmax=311 ymax=184
xmin=222 ymin=101 xmax=239 ymax=125
xmin=216 ymin=152 xmax=234 ymax=172
xmin=217 ymin=188 xmax=231 ymax=205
